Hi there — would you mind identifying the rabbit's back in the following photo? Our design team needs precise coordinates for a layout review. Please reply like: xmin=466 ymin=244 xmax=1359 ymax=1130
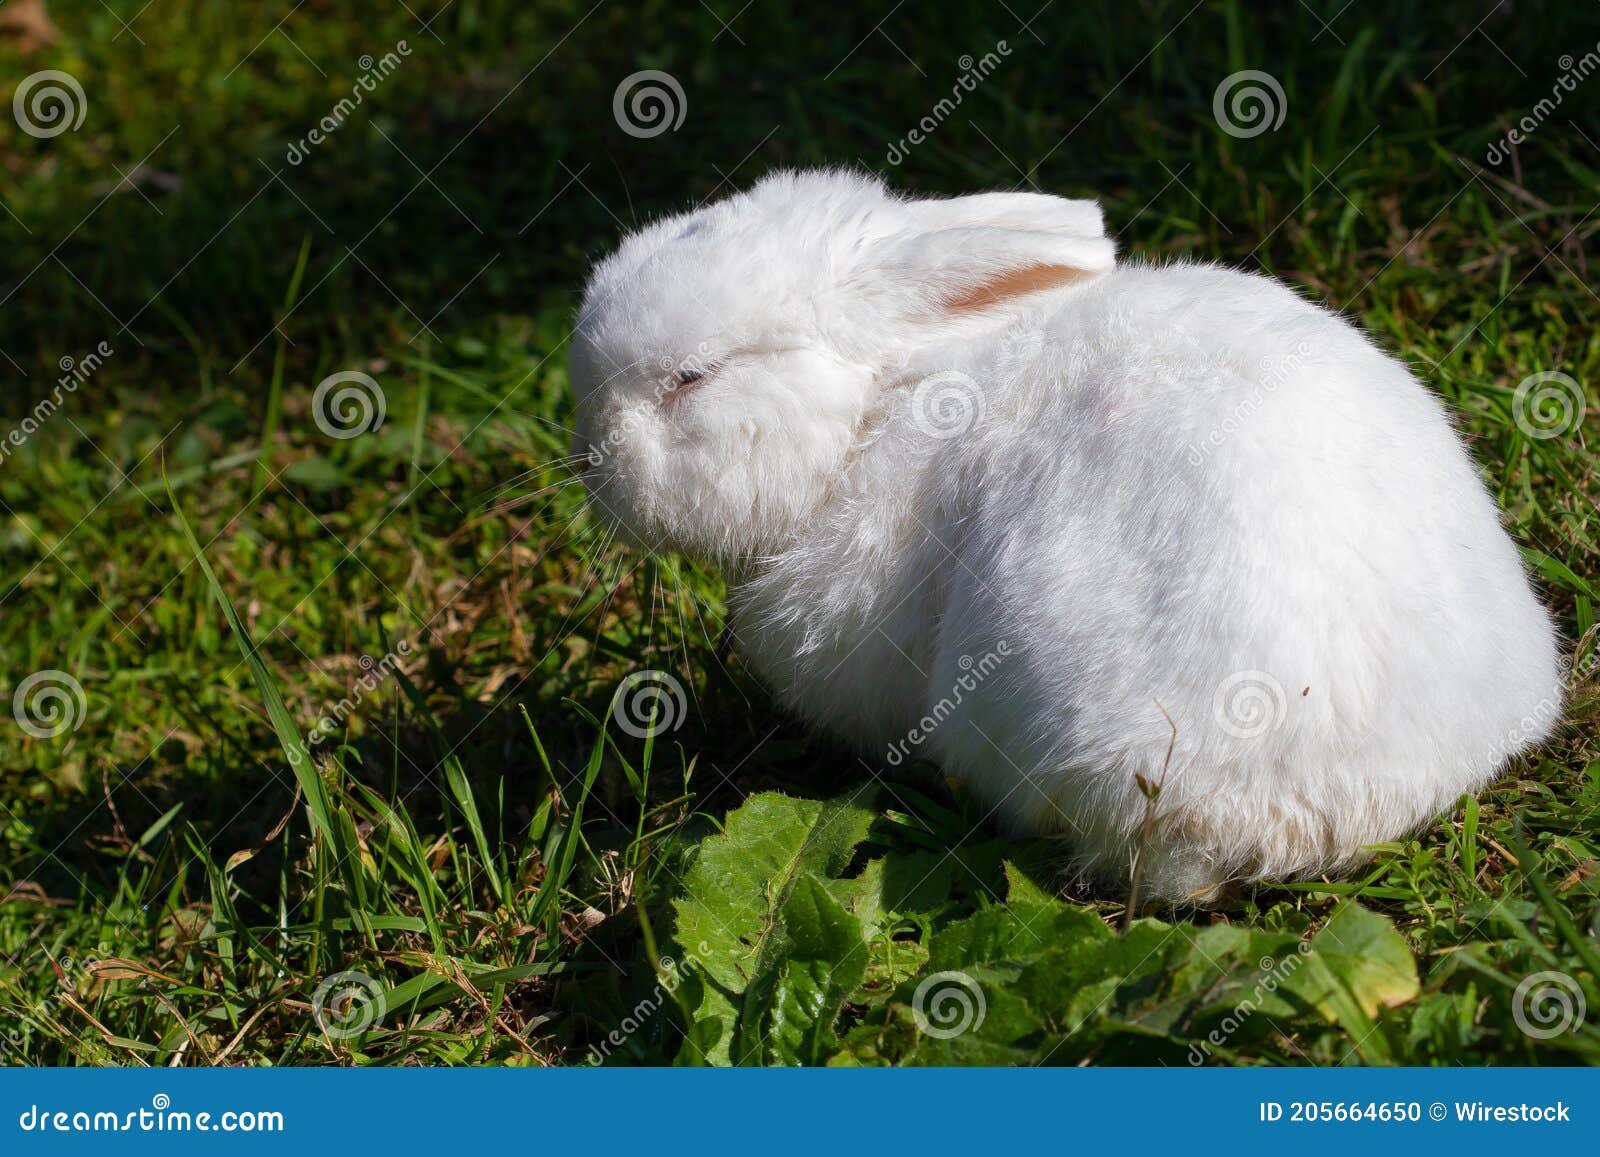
xmin=921 ymin=262 xmax=1562 ymax=897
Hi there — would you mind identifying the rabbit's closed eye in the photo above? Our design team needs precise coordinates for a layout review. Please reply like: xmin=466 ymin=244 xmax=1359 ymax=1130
xmin=664 ymin=357 xmax=730 ymax=403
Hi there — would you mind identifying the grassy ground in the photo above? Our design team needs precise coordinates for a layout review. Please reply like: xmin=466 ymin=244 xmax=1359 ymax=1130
xmin=1 ymin=0 xmax=1597 ymax=1065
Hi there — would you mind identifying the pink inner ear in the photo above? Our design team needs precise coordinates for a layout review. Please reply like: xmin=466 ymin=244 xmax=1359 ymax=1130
xmin=940 ymin=263 xmax=1091 ymax=313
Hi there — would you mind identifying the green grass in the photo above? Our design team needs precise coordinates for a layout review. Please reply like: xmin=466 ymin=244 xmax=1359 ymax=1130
xmin=1 ymin=0 xmax=1597 ymax=1065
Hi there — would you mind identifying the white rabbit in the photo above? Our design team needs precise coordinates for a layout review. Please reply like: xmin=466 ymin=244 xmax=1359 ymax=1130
xmin=569 ymin=168 xmax=1563 ymax=903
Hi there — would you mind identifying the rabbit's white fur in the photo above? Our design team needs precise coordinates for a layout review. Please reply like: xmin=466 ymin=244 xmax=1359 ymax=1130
xmin=570 ymin=169 xmax=1562 ymax=903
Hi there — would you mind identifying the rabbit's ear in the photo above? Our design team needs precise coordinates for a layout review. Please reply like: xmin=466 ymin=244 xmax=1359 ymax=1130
xmin=904 ymin=190 xmax=1106 ymax=238
xmin=882 ymin=192 xmax=1114 ymax=316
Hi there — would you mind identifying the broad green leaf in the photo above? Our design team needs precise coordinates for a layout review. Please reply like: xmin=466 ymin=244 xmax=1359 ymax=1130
xmin=674 ymin=1009 xmax=729 ymax=1067
xmin=834 ymin=849 xmax=953 ymax=935
xmin=1291 ymin=902 xmax=1419 ymax=1018
xmin=672 ymin=792 xmax=874 ymax=994
xmin=927 ymin=900 xmax=1110 ymax=971
xmin=1003 ymin=860 xmax=1059 ymax=906
xmin=1278 ymin=902 xmax=1419 ymax=1061
xmin=673 ymin=975 xmax=736 ymax=1066
xmin=860 ymin=906 xmax=1335 ymax=1065
xmin=737 ymin=873 xmax=868 ymax=1065
xmin=856 ymin=933 xmax=931 ymax=1006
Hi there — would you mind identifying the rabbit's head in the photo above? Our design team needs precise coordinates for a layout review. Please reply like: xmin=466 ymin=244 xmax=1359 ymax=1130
xmin=570 ymin=169 xmax=1113 ymax=562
